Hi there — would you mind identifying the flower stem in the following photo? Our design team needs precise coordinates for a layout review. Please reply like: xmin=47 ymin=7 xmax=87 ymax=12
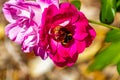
xmin=88 ymin=20 xmax=120 ymax=30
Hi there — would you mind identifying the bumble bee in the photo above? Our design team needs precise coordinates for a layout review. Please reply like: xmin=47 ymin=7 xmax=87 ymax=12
xmin=61 ymin=33 xmax=72 ymax=46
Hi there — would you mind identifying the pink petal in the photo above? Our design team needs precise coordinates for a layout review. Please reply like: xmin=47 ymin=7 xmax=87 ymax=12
xmin=85 ymin=25 xmax=96 ymax=47
xmin=51 ymin=3 xmax=78 ymax=26
xmin=36 ymin=0 xmax=59 ymax=12
xmin=33 ymin=45 xmax=48 ymax=60
xmin=21 ymin=45 xmax=33 ymax=53
xmin=49 ymin=39 xmax=58 ymax=55
xmin=39 ymin=0 xmax=59 ymax=7
xmin=49 ymin=52 xmax=65 ymax=63
xmin=53 ymin=60 xmax=68 ymax=67
xmin=9 ymin=0 xmax=24 ymax=3
xmin=73 ymin=32 xmax=88 ymax=41
xmin=76 ymin=41 xmax=86 ymax=53
xmin=66 ymin=53 xmax=78 ymax=67
xmin=57 ymin=43 xmax=69 ymax=58
xmin=5 ymin=23 xmax=22 ymax=42
xmin=41 ymin=4 xmax=58 ymax=25
xmin=88 ymin=25 xmax=96 ymax=39
xmin=73 ymin=25 xmax=88 ymax=40
xmin=59 ymin=2 xmax=77 ymax=13
xmin=2 ymin=0 xmax=40 ymax=23
xmin=21 ymin=26 xmax=39 ymax=52
xmin=73 ymin=12 xmax=90 ymax=41
xmin=51 ymin=53 xmax=78 ymax=67
xmin=68 ymin=41 xmax=77 ymax=58
xmin=3 ymin=4 xmax=20 ymax=23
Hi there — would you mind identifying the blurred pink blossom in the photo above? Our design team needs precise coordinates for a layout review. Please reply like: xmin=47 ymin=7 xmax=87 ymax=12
xmin=39 ymin=3 xmax=96 ymax=67
xmin=3 ymin=0 xmax=59 ymax=57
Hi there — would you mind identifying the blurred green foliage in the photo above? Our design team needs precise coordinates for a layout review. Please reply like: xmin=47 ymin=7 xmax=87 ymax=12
xmin=88 ymin=0 xmax=120 ymax=74
xmin=89 ymin=41 xmax=120 ymax=71
xmin=100 ymin=0 xmax=116 ymax=24
xmin=117 ymin=0 xmax=120 ymax=11
xmin=105 ymin=29 xmax=120 ymax=42
xmin=70 ymin=0 xmax=81 ymax=10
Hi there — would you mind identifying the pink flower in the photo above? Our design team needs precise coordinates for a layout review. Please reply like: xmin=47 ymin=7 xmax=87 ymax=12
xmin=39 ymin=3 xmax=96 ymax=67
xmin=3 ymin=0 xmax=59 ymax=59
xmin=3 ymin=0 xmax=41 ymax=52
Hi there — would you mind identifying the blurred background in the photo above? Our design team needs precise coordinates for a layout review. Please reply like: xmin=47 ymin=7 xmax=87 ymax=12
xmin=0 ymin=0 xmax=120 ymax=80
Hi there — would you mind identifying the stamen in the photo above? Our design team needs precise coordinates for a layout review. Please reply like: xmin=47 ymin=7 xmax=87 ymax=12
xmin=52 ymin=26 xmax=73 ymax=46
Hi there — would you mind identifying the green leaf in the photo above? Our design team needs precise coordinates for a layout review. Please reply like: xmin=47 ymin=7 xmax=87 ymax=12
xmin=117 ymin=62 xmax=120 ymax=74
xmin=117 ymin=0 xmax=120 ymax=11
xmin=70 ymin=0 xmax=81 ymax=10
xmin=105 ymin=29 xmax=120 ymax=42
xmin=88 ymin=41 xmax=120 ymax=71
xmin=100 ymin=0 xmax=116 ymax=24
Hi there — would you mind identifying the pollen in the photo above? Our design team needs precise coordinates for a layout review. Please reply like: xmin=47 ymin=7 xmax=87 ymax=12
xmin=52 ymin=26 xmax=73 ymax=46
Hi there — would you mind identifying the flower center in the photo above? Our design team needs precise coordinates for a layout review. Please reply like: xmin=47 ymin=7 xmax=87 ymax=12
xmin=52 ymin=26 xmax=73 ymax=46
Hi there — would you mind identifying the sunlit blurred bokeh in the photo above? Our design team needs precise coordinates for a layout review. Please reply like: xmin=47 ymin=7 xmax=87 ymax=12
xmin=0 ymin=0 xmax=120 ymax=80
